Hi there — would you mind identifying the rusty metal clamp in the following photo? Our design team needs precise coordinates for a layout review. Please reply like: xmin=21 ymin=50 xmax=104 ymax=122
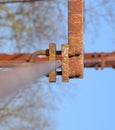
xmin=48 ymin=43 xmax=84 ymax=82
xmin=61 ymin=44 xmax=84 ymax=82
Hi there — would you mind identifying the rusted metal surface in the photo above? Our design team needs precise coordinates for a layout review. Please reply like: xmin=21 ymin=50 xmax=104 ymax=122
xmin=84 ymin=52 xmax=115 ymax=69
xmin=68 ymin=0 xmax=84 ymax=78
xmin=0 ymin=52 xmax=114 ymax=68
xmin=0 ymin=53 xmax=61 ymax=67
xmin=68 ymin=0 xmax=84 ymax=55
xmin=0 ymin=0 xmax=114 ymax=83
xmin=0 ymin=51 xmax=114 ymax=82
xmin=49 ymin=43 xmax=56 ymax=82
xmin=69 ymin=55 xmax=84 ymax=78
xmin=62 ymin=44 xmax=69 ymax=82
xmin=29 ymin=50 xmax=46 ymax=62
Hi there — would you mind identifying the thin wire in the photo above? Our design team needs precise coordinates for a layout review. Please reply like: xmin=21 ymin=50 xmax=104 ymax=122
xmin=0 ymin=0 xmax=45 ymax=4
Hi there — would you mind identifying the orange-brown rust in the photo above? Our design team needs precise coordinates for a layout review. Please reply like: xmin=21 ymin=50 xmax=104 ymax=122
xmin=84 ymin=52 xmax=115 ymax=69
xmin=62 ymin=44 xmax=69 ymax=82
xmin=68 ymin=0 xmax=83 ymax=14
xmin=69 ymin=55 xmax=84 ymax=78
xmin=68 ymin=0 xmax=84 ymax=55
xmin=68 ymin=0 xmax=84 ymax=78
xmin=49 ymin=43 xmax=56 ymax=82
xmin=0 ymin=52 xmax=115 ymax=68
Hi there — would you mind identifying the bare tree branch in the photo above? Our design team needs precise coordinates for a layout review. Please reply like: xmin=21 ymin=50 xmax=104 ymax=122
xmin=0 ymin=0 xmax=45 ymax=4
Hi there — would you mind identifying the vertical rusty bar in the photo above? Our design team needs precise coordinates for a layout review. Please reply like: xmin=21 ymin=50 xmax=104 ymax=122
xmin=62 ymin=44 xmax=69 ymax=82
xmin=68 ymin=0 xmax=84 ymax=55
xmin=68 ymin=0 xmax=84 ymax=78
xmin=49 ymin=43 xmax=56 ymax=82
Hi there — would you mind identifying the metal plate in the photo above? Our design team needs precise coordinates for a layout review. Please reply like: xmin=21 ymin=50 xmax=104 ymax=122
xmin=62 ymin=44 xmax=69 ymax=82
xmin=49 ymin=43 xmax=56 ymax=82
xmin=68 ymin=0 xmax=84 ymax=78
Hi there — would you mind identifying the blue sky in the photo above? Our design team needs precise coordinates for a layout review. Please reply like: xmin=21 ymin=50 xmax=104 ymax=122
xmin=0 ymin=1 xmax=115 ymax=130
xmin=55 ymin=1 xmax=115 ymax=130
xmin=56 ymin=34 xmax=115 ymax=130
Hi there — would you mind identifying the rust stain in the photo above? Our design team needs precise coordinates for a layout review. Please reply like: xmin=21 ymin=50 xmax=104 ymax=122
xmin=69 ymin=55 xmax=84 ymax=78
xmin=0 ymin=1 xmax=114 ymax=82
xmin=49 ymin=43 xmax=56 ymax=82
xmin=0 ymin=52 xmax=114 ymax=68
xmin=68 ymin=0 xmax=84 ymax=78
xmin=62 ymin=44 xmax=69 ymax=82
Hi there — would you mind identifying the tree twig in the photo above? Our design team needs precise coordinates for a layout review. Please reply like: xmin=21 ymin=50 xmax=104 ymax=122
xmin=0 ymin=0 xmax=45 ymax=4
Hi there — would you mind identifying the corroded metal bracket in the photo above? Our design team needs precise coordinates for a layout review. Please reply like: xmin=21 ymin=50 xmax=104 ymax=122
xmin=49 ymin=43 xmax=56 ymax=82
xmin=68 ymin=0 xmax=84 ymax=55
xmin=68 ymin=0 xmax=84 ymax=79
xmin=0 ymin=0 xmax=84 ymax=82
xmin=0 ymin=0 xmax=113 ymax=82
xmin=48 ymin=0 xmax=84 ymax=82
xmin=48 ymin=43 xmax=84 ymax=82
xmin=0 ymin=0 xmax=114 ymax=83
xmin=62 ymin=44 xmax=69 ymax=82
xmin=0 ymin=51 xmax=115 ymax=82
